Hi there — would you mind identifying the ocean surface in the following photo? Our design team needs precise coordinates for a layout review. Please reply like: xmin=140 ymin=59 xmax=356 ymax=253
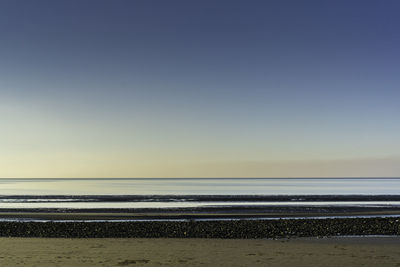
xmin=0 ymin=178 xmax=400 ymax=210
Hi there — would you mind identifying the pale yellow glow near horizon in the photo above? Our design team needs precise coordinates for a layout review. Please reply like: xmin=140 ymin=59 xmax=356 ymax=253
xmin=2 ymin=98 xmax=400 ymax=178
xmin=0 ymin=153 xmax=399 ymax=178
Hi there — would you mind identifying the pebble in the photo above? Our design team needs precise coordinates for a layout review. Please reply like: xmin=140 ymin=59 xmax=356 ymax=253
xmin=0 ymin=218 xmax=398 ymax=238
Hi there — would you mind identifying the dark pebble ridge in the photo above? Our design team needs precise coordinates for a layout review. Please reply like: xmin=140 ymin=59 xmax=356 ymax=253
xmin=0 ymin=218 xmax=400 ymax=238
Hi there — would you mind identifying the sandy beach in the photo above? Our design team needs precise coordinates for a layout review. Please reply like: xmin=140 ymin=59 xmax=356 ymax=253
xmin=0 ymin=237 xmax=399 ymax=266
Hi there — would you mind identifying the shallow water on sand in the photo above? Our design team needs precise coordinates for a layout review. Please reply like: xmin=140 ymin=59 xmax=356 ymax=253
xmin=1 ymin=178 xmax=400 ymax=209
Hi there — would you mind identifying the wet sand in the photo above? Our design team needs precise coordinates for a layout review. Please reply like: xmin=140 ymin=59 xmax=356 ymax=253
xmin=1 ymin=210 xmax=400 ymax=220
xmin=0 ymin=237 xmax=399 ymax=266
xmin=1 ymin=204 xmax=400 ymax=220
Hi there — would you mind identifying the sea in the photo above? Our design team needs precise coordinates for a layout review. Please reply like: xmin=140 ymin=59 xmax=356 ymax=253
xmin=1 ymin=178 xmax=400 ymax=210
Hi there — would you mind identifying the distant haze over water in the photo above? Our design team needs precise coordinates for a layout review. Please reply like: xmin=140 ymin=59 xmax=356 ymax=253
xmin=1 ymin=178 xmax=399 ymax=196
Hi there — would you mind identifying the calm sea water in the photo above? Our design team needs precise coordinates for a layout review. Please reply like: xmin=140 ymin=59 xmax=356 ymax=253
xmin=0 ymin=178 xmax=399 ymax=209
xmin=1 ymin=178 xmax=400 ymax=195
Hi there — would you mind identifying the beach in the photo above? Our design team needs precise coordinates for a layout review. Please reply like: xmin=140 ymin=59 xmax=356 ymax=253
xmin=0 ymin=237 xmax=399 ymax=266
xmin=1 ymin=179 xmax=400 ymax=265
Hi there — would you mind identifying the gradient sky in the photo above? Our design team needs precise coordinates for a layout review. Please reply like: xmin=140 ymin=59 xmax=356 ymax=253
xmin=1 ymin=0 xmax=400 ymax=178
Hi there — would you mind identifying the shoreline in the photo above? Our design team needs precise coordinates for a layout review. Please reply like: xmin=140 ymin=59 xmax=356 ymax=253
xmin=1 ymin=211 xmax=400 ymax=221
xmin=1 ymin=205 xmax=400 ymax=220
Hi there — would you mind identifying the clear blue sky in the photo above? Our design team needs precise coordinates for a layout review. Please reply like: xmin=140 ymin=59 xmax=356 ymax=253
xmin=1 ymin=0 xmax=399 ymax=177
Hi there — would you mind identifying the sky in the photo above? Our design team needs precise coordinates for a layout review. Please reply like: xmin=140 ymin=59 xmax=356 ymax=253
xmin=1 ymin=0 xmax=399 ymax=178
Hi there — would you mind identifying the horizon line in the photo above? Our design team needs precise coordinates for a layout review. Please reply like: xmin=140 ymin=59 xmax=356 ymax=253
xmin=1 ymin=177 xmax=400 ymax=179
